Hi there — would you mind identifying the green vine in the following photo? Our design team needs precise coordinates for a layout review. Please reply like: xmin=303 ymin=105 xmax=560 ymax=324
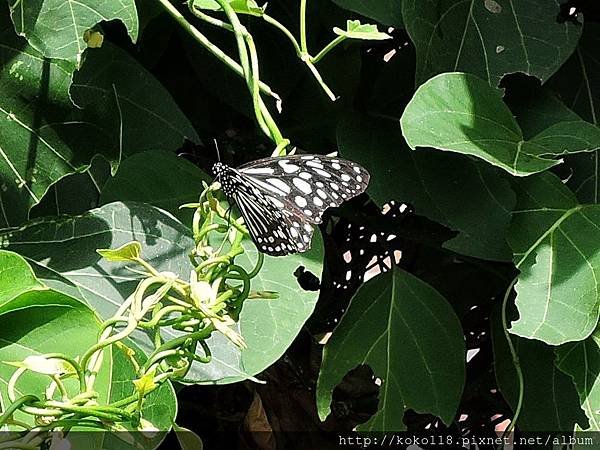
xmin=0 ymin=183 xmax=270 ymax=447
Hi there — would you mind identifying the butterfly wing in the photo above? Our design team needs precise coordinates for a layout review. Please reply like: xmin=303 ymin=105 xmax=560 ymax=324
xmin=238 ymin=155 xmax=370 ymax=225
xmin=230 ymin=154 xmax=370 ymax=256
xmin=232 ymin=179 xmax=314 ymax=256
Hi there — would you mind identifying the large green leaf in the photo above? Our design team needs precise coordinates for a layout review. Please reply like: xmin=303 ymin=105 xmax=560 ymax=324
xmin=556 ymin=329 xmax=600 ymax=433
xmin=71 ymin=43 xmax=200 ymax=156
xmin=505 ymin=84 xmax=600 ymax=204
xmin=402 ymin=0 xmax=581 ymax=87
xmin=401 ymin=73 xmax=600 ymax=176
xmin=2 ymin=201 xmax=323 ymax=384
xmin=201 ymin=231 xmax=323 ymax=384
xmin=331 ymin=0 xmax=403 ymax=27
xmin=508 ymin=173 xmax=600 ymax=344
xmin=101 ymin=151 xmax=210 ymax=223
xmin=338 ymin=113 xmax=515 ymax=261
xmin=8 ymin=0 xmax=138 ymax=66
xmin=317 ymin=267 xmax=465 ymax=431
xmin=0 ymin=250 xmax=45 ymax=308
xmin=491 ymin=307 xmax=587 ymax=431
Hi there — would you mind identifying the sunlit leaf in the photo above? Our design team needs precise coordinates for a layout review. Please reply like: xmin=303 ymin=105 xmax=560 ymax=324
xmin=8 ymin=0 xmax=138 ymax=66
xmin=401 ymin=73 xmax=600 ymax=176
xmin=333 ymin=20 xmax=391 ymax=41
xmin=192 ymin=0 xmax=265 ymax=16
xmin=508 ymin=173 xmax=600 ymax=344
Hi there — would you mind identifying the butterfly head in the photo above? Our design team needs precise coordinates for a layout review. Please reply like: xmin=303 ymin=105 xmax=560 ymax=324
xmin=212 ymin=162 xmax=238 ymax=197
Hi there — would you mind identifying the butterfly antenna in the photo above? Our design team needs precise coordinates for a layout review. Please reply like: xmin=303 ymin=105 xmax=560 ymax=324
xmin=213 ymin=138 xmax=221 ymax=162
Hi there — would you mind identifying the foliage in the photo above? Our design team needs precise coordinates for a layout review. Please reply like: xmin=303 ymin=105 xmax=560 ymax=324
xmin=0 ymin=0 xmax=599 ymax=448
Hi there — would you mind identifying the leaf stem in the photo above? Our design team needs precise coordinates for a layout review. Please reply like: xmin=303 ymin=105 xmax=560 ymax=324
xmin=263 ymin=14 xmax=302 ymax=57
xmin=501 ymin=278 xmax=524 ymax=437
xmin=312 ymin=35 xmax=346 ymax=63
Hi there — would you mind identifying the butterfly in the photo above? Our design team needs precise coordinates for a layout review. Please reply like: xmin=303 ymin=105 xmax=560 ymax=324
xmin=212 ymin=154 xmax=370 ymax=256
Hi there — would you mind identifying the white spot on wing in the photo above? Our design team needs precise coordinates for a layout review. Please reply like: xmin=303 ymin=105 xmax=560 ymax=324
xmin=295 ymin=196 xmax=308 ymax=207
xmin=267 ymin=196 xmax=285 ymax=208
xmin=279 ymin=160 xmax=300 ymax=173
xmin=243 ymin=167 xmax=275 ymax=175
xmin=314 ymin=168 xmax=331 ymax=178
xmin=266 ymin=178 xmax=291 ymax=194
xmin=293 ymin=177 xmax=312 ymax=194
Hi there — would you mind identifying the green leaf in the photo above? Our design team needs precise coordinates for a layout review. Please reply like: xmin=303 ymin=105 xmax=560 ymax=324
xmin=0 ymin=291 xmax=112 ymax=429
xmin=491 ymin=306 xmax=588 ymax=432
xmin=402 ymin=0 xmax=582 ymax=87
xmin=102 ymin=339 xmax=176 ymax=448
xmin=0 ymin=201 xmax=198 ymax=368
xmin=401 ymin=73 xmax=600 ymax=176
xmin=8 ymin=0 xmax=138 ymax=66
xmin=338 ymin=113 xmax=516 ymax=261
xmin=333 ymin=20 xmax=391 ymax=41
xmin=192 ymin=0 xmax=265 ymax=16
xmin=71 ymin=43 xmax=200 ymax=156
xmin=508 ymin=173 xmax=600 ymax=344
xmin=97 ymin=241 xmax=142 ymax=262
xmin=504 ymin=85 xmax=600 ymax=203
xmin=100 ymin=151 xmax=210 ymax=223
xmin=0 ymin=250 xmax=45 ymax=308
xmin=556 ymin=329 xmax=600 ymax=432
xmin=526 ymin=121 xmax=600 ymax=157
xmin=195 ymin=230 xmax=324 ymax=384
xmin=316 ymin=267 xmax=465 ymax=431
xmin=331 ymin=0 xmax=403 ymax=28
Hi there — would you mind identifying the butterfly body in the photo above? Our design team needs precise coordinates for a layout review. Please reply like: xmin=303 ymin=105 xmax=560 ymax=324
xmin=212 ymin=155 xmax=370 ymax=256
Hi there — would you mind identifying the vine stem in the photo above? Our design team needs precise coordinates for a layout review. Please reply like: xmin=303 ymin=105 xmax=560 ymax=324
xmin=501 ymin=277 xmax=524 ymax=438
xmin=312 ymin=35 xmax=346 ymax=63
xmin=299 ymin=0 xmax=308 ymax=53
xmin=213 ymin=0 xmax=288 ymax=147
xmin=189 ymin=2 xmax=336 ymax=104
xmin=157 ymin=0 xmax=280 ymax=102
